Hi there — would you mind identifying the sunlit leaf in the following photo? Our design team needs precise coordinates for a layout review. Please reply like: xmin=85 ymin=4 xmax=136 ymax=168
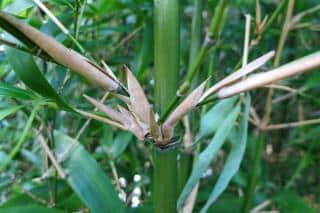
xmin=201 ymin=95 xmax=251 ymax=212
xmin=178 ymin=103 xmax=241 ymax=209
xmin=199 ymin=96 xmax=238 ymax=137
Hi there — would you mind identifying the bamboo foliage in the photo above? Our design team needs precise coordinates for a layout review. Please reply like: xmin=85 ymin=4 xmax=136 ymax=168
xmin=2 ymin=10 xmax=319 ymax=147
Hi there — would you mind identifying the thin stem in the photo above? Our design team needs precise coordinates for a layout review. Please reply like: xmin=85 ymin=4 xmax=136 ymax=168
xmin=242 ymin=135 xmax=264 ymax=213
xmin=263 ymin=0 xmax=294 ymax=126
xmin=160 ymin=0 xmax=229 ymax=122
xmin=263 ymin=0 xmax=288 ymax=33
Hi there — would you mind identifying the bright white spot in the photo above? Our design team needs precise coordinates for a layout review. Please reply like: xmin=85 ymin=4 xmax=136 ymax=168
xmin=134 ymin=174 xmax=141 ymax=182
xmin=119 ymin=177 xmax=127 ymax=188
xmin=118 ymin=189 xmax=126 ymax=202
xmin=133 ymin=187 xmax=141 ymax=196
xmin=266 ymin=144 xmax=273 ymax=155
xmin=131 ymin=196 xmax=140 ymax=208
xmin=0 ymin=45 xmax=4 ymax=52
xmin=202 ymin=168 xmax=213 ymax=178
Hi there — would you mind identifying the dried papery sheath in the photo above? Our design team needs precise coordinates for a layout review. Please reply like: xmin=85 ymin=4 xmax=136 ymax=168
xmin=149 ymin=107 xmax=161 ymax=140
xmin=117 ymin=105 xmax=147 ymax=141
xmin=200 ymin=51 xmax=274 ymax=102
xmin=83 ymin=95 xmax=126 ymax=124
xmin=217 ymin=51 xmax=320 ymax=98
xmin=162 ymin=81 xmax=207 ymax=139
xmin=0 ymin=12 xmax=120 ymax=91
xmin=125 ymin=66 xmax=151 ymax=126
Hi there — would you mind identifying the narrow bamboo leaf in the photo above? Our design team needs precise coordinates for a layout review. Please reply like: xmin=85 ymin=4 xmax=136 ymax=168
xmin=201 ymin=95 xmax=251 ymax=212
xmin=6 ymin=47 xmax=73 ymax=111
xmin=0 ymin=205 xmax=66 ymax=213
xmin=0 ymin=105 xmax=39 ymax=171
xmin=107 ymin=131 xmax=132 ymax=159
xmin=0 ymin=83 xmax=37 ymax=100
xmin=54 ymin=131 xmax=125 ymax=213
xmin=199 ymin=96 xmax=238 ymax=137
xmin=177 ymin=103 xmax=241 ymax=209
xmin=0 ymin=106 xmax=23 ymax=120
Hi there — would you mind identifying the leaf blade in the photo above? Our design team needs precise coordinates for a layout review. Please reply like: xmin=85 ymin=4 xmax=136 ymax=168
xmin=201 ymin=95 xmax=251 ymax=212
xmin=54 ymin=131 xmax=125 ymax=213
xmin=177 ymin=103 xmax=241 ymax=209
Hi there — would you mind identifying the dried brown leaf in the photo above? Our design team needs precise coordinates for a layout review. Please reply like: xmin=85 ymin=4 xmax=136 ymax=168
xmin=200 ymin=51 xmax=274 ymax=102
xmin=217 ymin=51 xmax=320 ymax=98
xmin=125 ymin=66 xmax=150 ymax=126
xmin=0 ymin=11 xmax=120 ymax=91
xmin=163 ymin=81 xmax=207 ymax=130
xmin=149 ymin=107 xmax=160 ymax=140
xmin=83 ymin=95 xmax=125 ymax=124
xmin=117 ymin=105 xmax=147 ymax=141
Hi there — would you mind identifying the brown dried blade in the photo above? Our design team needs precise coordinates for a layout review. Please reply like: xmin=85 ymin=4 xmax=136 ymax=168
xmin=162 ymin=81 xmax=207 ymax=141
xmin=117 ymin=105 xmax=148 ymax=141
xmin=200 ymin=51 xmax=274 ymax=102
xmin=217 ymin=51 xmax=320 ymax=98
xmin=125 ymin=66 xmax=150 ymax=126
xmin=83 ymin=95 xmax=126 ymax=124
xmin=0 ymin=11 xmax=120 ymax=92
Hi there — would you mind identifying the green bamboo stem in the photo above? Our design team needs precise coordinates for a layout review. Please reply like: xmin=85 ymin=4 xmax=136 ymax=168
xmin=160 ymin=0 xmax=229 ymax=122
xmin=242 ymin=135 xmax=264 ymax=213
xmin=153 ymin=0 xmax=180 ymax=212
xmin=178 ymin=0 xmax=204 ymax=196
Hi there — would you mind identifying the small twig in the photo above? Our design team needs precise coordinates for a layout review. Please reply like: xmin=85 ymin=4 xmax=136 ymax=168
xmin=32 ymin=0 xmax=69 ymax=34
xmin=38 ymin=134 xmax=66 ymax=179
xmin=23 ymin=189 xmax=49 ymax=205
xmin=182 ymin=183 xmax=199 ymax=213
xmin=182 ymin=116 xmax=192 ymax=147
xmin=263 ymin=84 xmax=297 ymax=93
xmin=242 ymin=14 xmax=251 ymax=67
xmin=76 ymin=92 xmax=109 ymax=140
xmin=109 ymin=160 xmax=121 ymax=192
xmin=250 ymin=106 xmax=261 ymax=124
xmin=262 ymin=0 xmax=295 ymax=126
xmin=250 ymin=199 xmax=272 ymax=213
xmin=77 ymin=110 xmax=127 ymax=130
xmin=264 ymin=118 xmax=320 ymax=130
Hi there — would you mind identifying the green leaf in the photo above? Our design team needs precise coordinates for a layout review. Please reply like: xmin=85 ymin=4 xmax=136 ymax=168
xmin=0 ymin=106 xmax=23 ymax=120
xmin=0 ymin=104 xmax=39 ymax=171
xmin=6 ymin=47 xmax=73 ymax=111
xmin=3 ymin=0 xmax=35 ymax=14
xmin=199 ymin=96 xmax=238 ymax=137
xmin=0 ymin=83 xmax=37 ymax=100
xmin=201 ymin=95 xmax=251 ymax=212
xmin=0 ymin=205 xmax=66 ymax=213
xmin=273 ymin=191 xmax=317 ymax=213
xmin=178 ymin=103 xmax=241 ymax=209
xmin=107 ymin=131 xmax=132 ymax=159
xmin=54 ymin=131 xmax=125 ymax=213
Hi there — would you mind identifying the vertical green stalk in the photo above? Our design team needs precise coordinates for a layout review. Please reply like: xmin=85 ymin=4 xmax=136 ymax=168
xmin=178 ymin=0 xmax=204 ymax=195
xmin=242 ymin=135 xmax=264 ymax=213
xmin=154 ymin=0 xmax=180 ymax=112
xmin=153 ymin=0 xmax=180 ymax=212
